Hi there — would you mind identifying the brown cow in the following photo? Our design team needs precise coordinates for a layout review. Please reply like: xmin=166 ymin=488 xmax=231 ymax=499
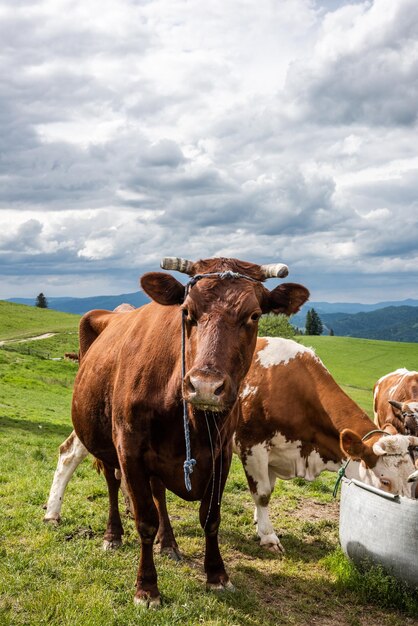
xmin=70 ymin=256 xmax=309 ymax=606
xmin=374 ymin=368 xmax=418 ymax=438
xmin=234 ymin=339 xmax=418 ymax=553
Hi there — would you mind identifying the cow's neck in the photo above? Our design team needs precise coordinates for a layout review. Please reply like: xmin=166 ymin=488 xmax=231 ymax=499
xmin=305 ymin=358 xmax=376 ymax=457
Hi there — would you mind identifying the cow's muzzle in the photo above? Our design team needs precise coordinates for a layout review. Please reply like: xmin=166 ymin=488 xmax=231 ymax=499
xmin=183 ymin=369 xmax=233 ymax=411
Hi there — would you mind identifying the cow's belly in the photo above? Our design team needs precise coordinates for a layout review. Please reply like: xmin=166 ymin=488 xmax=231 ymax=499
xmin=71 ymin=384 xmax=117 ymax=466
xmin=269 ymin=439 xmax=339 ymax=480
xmin=245 ymin=432 xmax=340 ymax=482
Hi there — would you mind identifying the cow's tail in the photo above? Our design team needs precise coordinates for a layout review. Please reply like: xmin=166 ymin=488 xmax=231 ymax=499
xmin=92 ymin=458 xmax=105 ymax=474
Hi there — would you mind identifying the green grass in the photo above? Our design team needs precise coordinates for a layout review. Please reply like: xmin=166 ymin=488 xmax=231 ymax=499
xmin=0 ymin=300 xmax=79 ymax=341
xmin=0 ymin=319 xmax=417 ymax=625
xmin=299 ymin=335 xmax=417 ymax=390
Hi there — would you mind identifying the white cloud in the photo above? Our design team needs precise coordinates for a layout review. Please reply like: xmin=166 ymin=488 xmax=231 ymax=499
xmin=0 ymin=0 xmax=417 ymax=302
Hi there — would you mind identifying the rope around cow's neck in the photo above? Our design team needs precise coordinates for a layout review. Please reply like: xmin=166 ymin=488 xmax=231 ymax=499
xmin=181 ymin=306 xmax=196 ymax=491
xmin=181 ymin=270 xmax=261 ymax=492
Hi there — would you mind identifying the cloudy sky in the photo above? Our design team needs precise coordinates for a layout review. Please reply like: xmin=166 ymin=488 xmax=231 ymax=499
xmin=1 ymin=0 xmax=417 ymax=302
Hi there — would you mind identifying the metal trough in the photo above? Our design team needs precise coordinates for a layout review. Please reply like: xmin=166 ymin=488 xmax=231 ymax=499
xmin=339 ymin=477 xmax=418 ymax=588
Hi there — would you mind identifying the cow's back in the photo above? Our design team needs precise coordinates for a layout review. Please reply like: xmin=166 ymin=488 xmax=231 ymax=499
xmin=374 ymin=368 xmax=418 ymax=431
xmin=236 ymin=337 xmax=348 ymax=465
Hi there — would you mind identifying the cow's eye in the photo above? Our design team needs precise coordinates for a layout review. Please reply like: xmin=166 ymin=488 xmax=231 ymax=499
xmin=250 ymin=312 xmax=261 ymax=322
xmin=183 ymin=309 xmax=197 ymax=325
xmin=380 ymin=478 xmax=391 ymax=489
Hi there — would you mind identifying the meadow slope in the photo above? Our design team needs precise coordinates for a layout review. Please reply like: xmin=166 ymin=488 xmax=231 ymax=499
xmin=0 ymin=301 xmax=79 ymax=341
xmin=0 ymin=310 xmax=417 ymax=625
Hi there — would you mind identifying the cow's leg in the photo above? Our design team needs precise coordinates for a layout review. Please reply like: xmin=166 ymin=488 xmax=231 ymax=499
xmin=118 ymin=473 xmax=134 ymax=517
xmin=200 ymin=451 xmax=234 ymax=592
xmin=243 ymin=445 xmax=284 ymax=554
xmin=44 ymin=431 xmax=89 ymax=523
xmin=151 ymin=477 xmax=182 ymax=561
xmin=102 ymin=463 xmax=124 ymax=550
xmin=118 ymin=455 xmax=160 ymax=608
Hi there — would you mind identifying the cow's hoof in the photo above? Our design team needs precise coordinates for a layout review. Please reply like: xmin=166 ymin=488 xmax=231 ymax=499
xmin=102 ymin=538 xmax=122 ymax=551
xmin=43 ymin=514 xmax=61 ymax=525
xmin=259 ymin=533 xmax=285 ymax=554
xmin=134 ymin=594 xmax=161 ymax=609
xmin=207 ymin=580 xmax=235 ymax=592
xmin=160 ymin=546 xmax=182 ymax=562
xmin=263 ymin=542 xmax=285 ymax=554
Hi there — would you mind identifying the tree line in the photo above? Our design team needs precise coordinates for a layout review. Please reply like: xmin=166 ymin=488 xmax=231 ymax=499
xmin=258 ymin=307 xmax=326 ymax=337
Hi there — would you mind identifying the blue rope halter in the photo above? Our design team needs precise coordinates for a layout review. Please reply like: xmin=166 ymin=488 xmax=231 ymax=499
xmin=181 ymin=270 xmax=261 ymax=491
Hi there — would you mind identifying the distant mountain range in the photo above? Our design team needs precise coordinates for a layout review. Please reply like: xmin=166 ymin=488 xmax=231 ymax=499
xmin=292 ymin=300 xmax=418 ymax=343
xmin=8 ymin=292 xmax=150 ymax=315
xmin=291 ymin=298 xmax=418 ymax=326
xmin=318 ymin=306 xmax=418 ymax=343
xmin=6 ymin=294 xmax=418 ymax=343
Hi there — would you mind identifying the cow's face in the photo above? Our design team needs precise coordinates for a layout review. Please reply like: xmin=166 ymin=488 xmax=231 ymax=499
xmin=141 ymin=258 xmax=309 ymax=412
xmin=341 ymin=429 xmax=418 ymax=497
xmin=389 ymin=400 xmax=418 ymax=438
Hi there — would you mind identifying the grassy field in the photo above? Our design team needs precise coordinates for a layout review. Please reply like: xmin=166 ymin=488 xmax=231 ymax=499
xmin=298 ymin=336 xmax=418 ymax=415
xmin=1 ymin=308 xmax=417 ymax=625
xmin=0 ymin=301 xmax=79 ymax=341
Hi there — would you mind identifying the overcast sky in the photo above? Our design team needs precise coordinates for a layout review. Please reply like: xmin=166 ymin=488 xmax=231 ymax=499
xmin=0 ymin=0 xmax=417 ymax=302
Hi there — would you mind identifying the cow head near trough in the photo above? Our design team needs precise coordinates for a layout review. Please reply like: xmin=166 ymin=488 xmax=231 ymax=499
xmin=340 ymin=427 xmax=418 ymax=497
xmin=141 ymin=257 xmax=309 ymax=414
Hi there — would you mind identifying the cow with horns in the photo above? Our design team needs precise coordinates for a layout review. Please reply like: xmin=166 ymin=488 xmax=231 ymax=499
xmin=68 ymin=256 xmax=309 ymax=607
xmin=374 ymin=368 xmax=418 ymax=439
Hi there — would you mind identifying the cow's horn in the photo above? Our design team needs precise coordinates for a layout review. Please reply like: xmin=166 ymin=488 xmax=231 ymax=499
xmin=160 ymin=257 xmax=194 ymax=275
xmin=407 ymin=469 xmax=418 ymax=483
xmin=389 ymin=400 xmax=403 ymax=411
xmin=260 ymin=263 xmax=289 ymax=279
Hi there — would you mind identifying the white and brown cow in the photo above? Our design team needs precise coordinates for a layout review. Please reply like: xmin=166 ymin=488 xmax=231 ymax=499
xmin=374 ymin=368 xmax=418 ymax=438
xmin=234 ymin=338 xmax=418 ymax=553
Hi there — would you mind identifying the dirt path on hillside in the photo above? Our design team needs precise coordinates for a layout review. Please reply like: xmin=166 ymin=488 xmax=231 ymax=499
xmin=0 ymin=332 xmax=56 ymax=346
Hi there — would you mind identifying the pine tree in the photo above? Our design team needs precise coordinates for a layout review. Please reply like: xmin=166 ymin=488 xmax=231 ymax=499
xmin=311 ymin=309 xmax=323 ymax=335
xmin=35 ymin=293 xmax=48 ymax=308
xmin=329 ymin=328 xmax=335 ymax=336
xmin=305 ymin=308 xmax=323 ymax=335
xmin=305 ymin=309 xmax=313 ymax=334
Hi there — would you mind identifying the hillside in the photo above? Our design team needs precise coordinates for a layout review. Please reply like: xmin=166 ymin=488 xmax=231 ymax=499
xmin=8 ymin=291 xmax=150 ymax=315
xmin=7 ymin=293 xmax=418 ymax=342
xmin=298 ymin=335 xmax=418 ymax=412
xmin=0 ymin=300 xmax=80 ymax=341
xmin=319 ymin=305 xmax=418 ymax=342
xmin=298 ymin=336 xmax=417 ymax=388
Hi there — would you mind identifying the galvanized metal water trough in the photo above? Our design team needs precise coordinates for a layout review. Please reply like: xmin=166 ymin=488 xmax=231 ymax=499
xmin=339 ymin=477 xmax=418 ymax=588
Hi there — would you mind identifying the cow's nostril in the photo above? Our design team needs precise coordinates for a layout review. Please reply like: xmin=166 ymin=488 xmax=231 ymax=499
xmin=187 ymin=379 xmax=196 ymax=393
xmin=214 ymin=382 xmax=225 ymax=396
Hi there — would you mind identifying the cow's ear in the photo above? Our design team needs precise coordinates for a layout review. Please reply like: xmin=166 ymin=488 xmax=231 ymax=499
xmin=340 ymin=429 xmax=366 ymax=460
xmin=389 ymin=400 xmax=403 ymax=416
xmin=140 ymin=272 xmax=185 ymax=306
xmin=382 ymin=422 xmax=397 ymax=435
xmin=262 ymin=283 xmax=309 ymax=316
